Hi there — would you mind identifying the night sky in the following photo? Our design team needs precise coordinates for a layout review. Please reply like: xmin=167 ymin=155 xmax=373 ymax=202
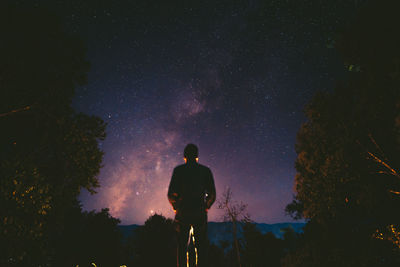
xmin=30 ymin=1 xmax=361 ymax=224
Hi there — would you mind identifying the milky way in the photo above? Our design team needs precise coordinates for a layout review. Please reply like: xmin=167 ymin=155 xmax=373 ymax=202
xmin=37 ymin=0 xmax=361 ymax=224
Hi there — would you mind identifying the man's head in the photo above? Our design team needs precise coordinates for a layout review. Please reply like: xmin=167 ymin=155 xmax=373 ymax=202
xmin=184 ymin=143 xmax=198 ymax=163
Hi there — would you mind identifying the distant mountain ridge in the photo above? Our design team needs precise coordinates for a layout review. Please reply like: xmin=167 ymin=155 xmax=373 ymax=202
xmin=207 ymin=222 xmax=305 ymax=245
xmin=118 ymin=222 xmax=305 ymax=245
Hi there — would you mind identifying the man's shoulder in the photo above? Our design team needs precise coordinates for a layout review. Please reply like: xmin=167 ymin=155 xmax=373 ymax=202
xmin=173 ymin=163 xmax=211 ymax=172
xmin=173 ymin=164 xmax=186 ymax=172
xmin=197 ymin=163 xmax=211 ymax=172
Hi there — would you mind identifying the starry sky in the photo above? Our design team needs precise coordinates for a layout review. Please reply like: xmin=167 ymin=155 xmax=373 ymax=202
xmin=30 ymin=0 xmax=362 ymax=224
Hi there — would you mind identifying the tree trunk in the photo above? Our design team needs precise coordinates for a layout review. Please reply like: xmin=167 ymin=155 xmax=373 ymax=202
xmin=232 ymin=218 xmax=242 ymax=267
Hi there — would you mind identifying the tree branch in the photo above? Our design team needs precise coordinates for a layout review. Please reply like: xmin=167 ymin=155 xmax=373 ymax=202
xmin=0 ymin=104 xmax=35 ymax=118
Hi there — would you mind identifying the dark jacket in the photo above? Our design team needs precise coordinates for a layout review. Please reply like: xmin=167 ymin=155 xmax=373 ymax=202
xmin=168 ymin=162 xmax=216 ymax=222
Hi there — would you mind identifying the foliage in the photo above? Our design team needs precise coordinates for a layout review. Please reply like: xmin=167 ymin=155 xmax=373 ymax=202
xmin=285 ymin=0 xmax=400 ymax=265
xmin=288 ymin=0 xmax=400 ymax=228
xmin=127 ymin=214 xmax=176 ymax=267
xmin=241 ymin=222 xmax=285 ymax=267
xmin=0 ymin=4 xmax=106 ymax=265
xmin=208 ymin=243 xmax=227 ymax=267
xmin=53 ymin=205 xmax=123 ymax=267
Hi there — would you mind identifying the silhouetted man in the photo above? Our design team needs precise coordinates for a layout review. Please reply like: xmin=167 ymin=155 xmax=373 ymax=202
xmin=168 ymin=144 xmax=216 ymax=267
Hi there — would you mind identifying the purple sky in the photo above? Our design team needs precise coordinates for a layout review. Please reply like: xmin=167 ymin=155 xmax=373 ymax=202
xmin=43 ymin=0 xmax=360 ymax=224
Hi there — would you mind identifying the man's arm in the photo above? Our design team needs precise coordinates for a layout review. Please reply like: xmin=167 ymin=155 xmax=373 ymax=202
xmin=167 ymin=168 xmax=179 ymax=211
xmin=205 ymin=169 xmax=216 ymax=210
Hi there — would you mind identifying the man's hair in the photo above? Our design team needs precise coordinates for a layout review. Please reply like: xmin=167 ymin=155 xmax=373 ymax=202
xmin=184 ymin=143 xmax=198 ymax=159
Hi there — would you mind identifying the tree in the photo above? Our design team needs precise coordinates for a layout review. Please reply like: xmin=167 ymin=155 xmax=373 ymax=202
xmin=208 ymin=243 xmax=227 ymax=267
xmin=0 ymin=4 xmax=105 ymax=265
xmin=217 ymin=187 xmax=250 ymax=267
xmin=285 ymin=0 xmax=400 ymax=265
xmin=288 ymin=0 xmax=400 ymax=224
xmin=128 ymin=214 xmax=176 ymax=267
xmin=241 ymin=222 xmax=285 ymax=267
xmin=52 ymin=205 xmax=123 ymax=267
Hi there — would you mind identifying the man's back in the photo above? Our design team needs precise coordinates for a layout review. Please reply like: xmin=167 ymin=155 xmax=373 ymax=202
xmin=168 ymin=162 xmax=216 ymax=223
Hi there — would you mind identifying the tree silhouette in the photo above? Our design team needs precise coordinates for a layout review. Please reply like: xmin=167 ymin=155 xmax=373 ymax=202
xmin=0 ymin=4 xmax=105 ymax=265
xmin=285 ymin=0 xmax=400 ymax=265
xmin=217 ymin=187 xmax=250 ymax=267
xmin=51 ymin=205 xmax=123 ymax=267
xmin=208 ymin=243 xmax=227 ymax=267
xmin=241 ymin=222 xmax=285 ymax=267
xmin=128 ymin=214 xmax=176 ymax=267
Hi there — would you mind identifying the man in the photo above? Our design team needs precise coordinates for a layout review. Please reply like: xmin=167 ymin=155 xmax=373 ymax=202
xmin=168 ymin=144 xmax=216 ymax=267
